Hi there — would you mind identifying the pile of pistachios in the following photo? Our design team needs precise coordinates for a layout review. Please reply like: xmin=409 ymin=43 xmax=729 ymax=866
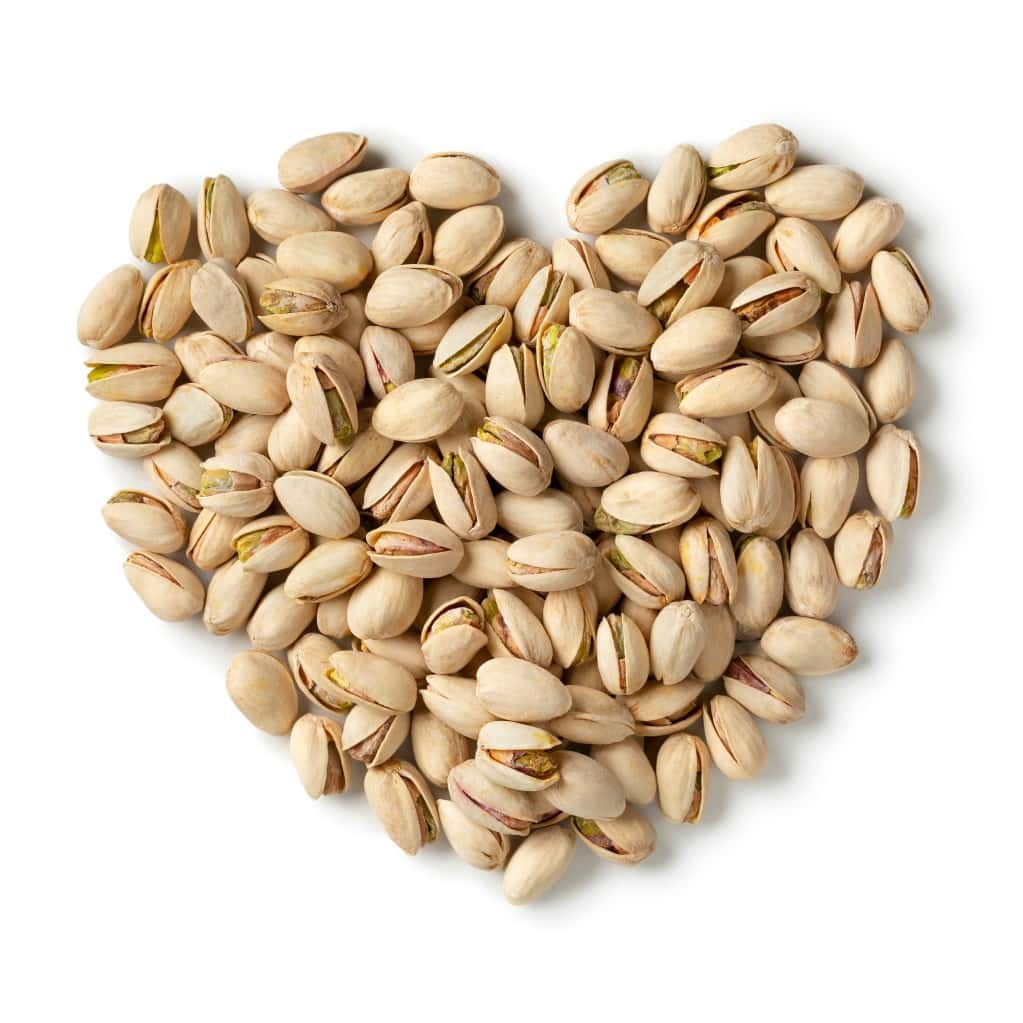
xmin=80 ymin=125 xmax=928 ymax=904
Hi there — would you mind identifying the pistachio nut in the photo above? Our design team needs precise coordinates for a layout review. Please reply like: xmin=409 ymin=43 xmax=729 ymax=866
xmin=355 ymin=327 xmax=413 ymax=402
xmin=370 ymin=200 xmax=433 ymax=272
xmin=284 ymin=538 xmax=372 ymax=603
xmin=731 ymin=536 xmax=784 ymax=641
xmin=871 ymin=247 xmax=931 ymax=334
xmin=742 ymin=322 xmax=823 ymax=365
xmin=78 ymin=265 xmax=144 ymax=349
xmin=865 ymin=424 xmax=920 ymax=521
xmin=707 ymin=123 xmax=798 ymax=190
xmin=692 ymin=602 xmax=736 ymax=682
xmin=763 ymin=216 xmax=841 ymax=293
xmin=237 ymin=254 xmax=283 ymax=308
xmin=452 ymin=538 xmax=514 ymax=590
xmin=718 ymin=436 xmax=783 ymax=534
xmin=145 ymin=441 xmax=203 ymax=511
xmin=513 ymin=265 xmax=574 ymax=344
xmin=542 ymin=584 xmax=598 ymax=669
xmin=246 ymin=189 xmax=335 ymax=244
xmin=656 ymin=732 xmax=711 ymax=824
xmin=364 ymin=759 xmax=439 ymax=856
xmin=594 ymin=470 xmax=700 ymax=535
xmin=594 ymin=613 xmax=650 ymax=696
xmin=215 ymin=413 xmax=275 ymax=457
xmin=637 ymin=240 xmax=724 ymax=327
xmin=533 ymin=324 xmax=595 ymax=413
xmin=365 ymin=519 xmax=463 ymax=579
xmin=176 ymin=331 xmax=242 ymax=382
xmin=506 ymin=531 xmax=598 ymax=593
xmin=437 ymin=798 xmax=510 ymax=871
xmin=702 ymin=694 xmax=767 ymax=780
xmin=502 ymin=826 xmax=576 ymax=905
xmin=360 ymin=632 xmax=429 ymax=680
xmin=647 ymin=143 xmax=707 ymax=234
xmin=412 ymin=709 xmax=474 ymax=788
xmin=89 ymin=401 xmax=170 ymax=459
xmin=258 ymin=277 xmax=345 ymax=335
xmin=572 ymin=807 xmax=656 ymax=864
xmin=482 ymin=588 xmax=553 ymax=666
xmin=821 ymin=280 xmax=883 ymax=368
xmin=138 ymin=260 xmax=200 ymax=341
xmin=321 ymin=167 xmax=409 ymax=225
xmin=323 ymin=649 xmax=417 ymax=714
xmin=246 ymin=584 xmax=317 ymax=651
xmin=278 ymin=131 xmax=367 ymax=193
xmin=686 ymin=189 xmax=776 ymax=259
xmin=84 ymin=342 xmax=181 ymax=404
xmin=365 ymin=264 xmax=462 ymax=328
xmin=594 ymin=228 xmax=671 ymax=288
xmin=346 ymin=568 xmax=423 ymax=639
xmin=833 ymin=510 xmax=892 ymax=589
xmin=545 ymin=685 xmax=635 ymax=746
xmin=408 ymin=152 xmax=500 ymax=210
xmin=466 ymin=237 xmax=551 ymax=309
xmin=482 ymin=342 xmax=543 ymax=427
xmin=587 ymin=353 xmax=654 ymax=441
xmin=447 ymin=760 xmax=547 ymax=836
xmin=316 ymin=594 xmax=352 ymax=641
xmin=568 ymin=287 xmax=662 ymax=355
xmin=129 ymin=183 xmax=190 ymax=264
xmin=286 ymin=632 xmax=348 ymax=714
xmin=277 ymin=230 xmax=373 ymax=290
xmin=273 ymin=470 xmax=359 ymax=539
xmin=640 ymin=413 xmax=725 ymax=479
xmin=475 ymin=721 xmax=561 ymax=792
xmin=290 ymin=714 xmax=350 ymax=798
xmin=551 ymin=236 xmax=610 ymax=291
xmin=712 ymin=255 xmax=774 ymax=307
xmin=267 ymin=404 xmax=322 ymax=473
xmin=765 ymin=164 xmax=864 ymax=220
xmin=591 ymin=737 xmax=656 ymax=805
xmin=101 ymin=489 xmax=187 ymax=554
xmin=334 ymin=290 xmax=367 ymax=345
xmin=341 ymin=705 xmax=411 ymax=767
xmin=495 ymin=490 xmax=582 ymax=541
xmin=476 ymin=658 xmax=572 ymax=722
xmin=193 ymin=355 xmax=287 ymax=417
xmin=650 ymin=306 xmax=742 ymax=379
xmin=432 ymin=203 xmax=504 ymax=275
xmin=675 ymin=358 xmax=778 ymax=418
xmin=623 ymin=678 xmax=704 ymax=737
xmin=161 ymin=384 xmax=233 ymax=447
xmin=283 ymin=354 xmax=356 ymax=448
xmin=231 ymin=514 xmax=309 ymax=574
xmin=422 ymin=450 xmax=493 ymax=542
xmin=730 ymin=271 xmax=821 ymax=337
xmin=342 ymin=436 xmax=429 ymax=514
xmin=760 ymin=616 xmax=858 ymax=675
xmin=422 ymin=674 xmax=497 ymax=740
xmin=650 ymin=600 xmax=706 ymax=685
xmin=833 ymin=196 xmax=905 ymax=273
xmin=724 ymin=654 xmax=804 ymax=726
xmin=566 ymin=159 xmax=649 ymax=234
xmin=433 ymin=304 xmax=511 ymax=377
xmin=863 ymin=337 xmax=915 ymax=424
xmin=678 ymin=515 xmax=737 ymax=605
xmin=543 ymin=750 xmax=626 ymax=820
xmin=774 ymin=397 xmax=870 ymax=458
xmin=799 ymin=455 xmax=860 ymax=539
xmin=197 ymin=175 xmax=249 ymax=264
xmin=198 ymin=451 xmax=275 ymax=516
xmin=123 ymin=550 xmax=204 ymax=621
xmin=601 ymin=533 xmax=686 ymax=609
xmin=367 ymin=378 xmax=463 ymax=446
xmin=188 ymin=508 xmax=244 ymax=572
xmin=225 ymin=650 xmax=298 ymax=735
xmin=543 ymin=420 xmax=629 ymax=489
xmin=797 ymin=362 xmax=876 ymax=437
xmin=470 ymin=416 xmax=551 ymax=496
xmin=783 ymin=528 xmax=839 ymax=620
xmin=202 ymin=557 xmax=266 ymax=636
xmin=419 ymin=595 xmax=487 ymax=675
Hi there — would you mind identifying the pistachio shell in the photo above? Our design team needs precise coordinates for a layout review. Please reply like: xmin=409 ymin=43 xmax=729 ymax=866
xmin=278 ymin=131 xmax=367 ymax=193
xmin=247 ymin=189 xmax=335 ymax=244
xmin=760 ymin=616 xmax=858 ymax=675
xmin=226 ymin=651 xmax=298 ymax=735
xmin=765 ymin=164 xmax=864 ymax=220
xmin=647 ymin=144 xmax=707 ymax=234
xmin=409 ymin=152 xmax=501 ymax=210
xmin=432 ymin=204 xmax=505 ymax=275
xmin=321 ymin=167 xmax=409 ymax=225
xmin=78 ymin=265 xmax=144 ymax=349
xmin=276 ymin=231 xmax=373 ymax=290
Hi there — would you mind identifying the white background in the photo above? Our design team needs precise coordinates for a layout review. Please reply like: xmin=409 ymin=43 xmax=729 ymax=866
xmin=2 ymin=2 xmax=1018 ymax=1020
